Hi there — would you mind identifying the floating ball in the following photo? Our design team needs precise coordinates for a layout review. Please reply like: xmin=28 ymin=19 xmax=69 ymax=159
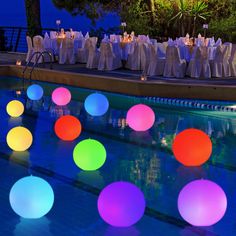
xmin=6 ymin=100 xmax=24 ymax=117
xmin=7 ymin=127 xmax=33 ymax=151
xmin=73 ymin=139 xmax=106 ymax=171
xmin=27 ymin=84 xmax=44 ymax=100
xmin=54 ymin=115 xmax=82 ymax=141
xmin=84 ymin=93 xmax=109 ymax=116
xmin=126 ymin=104 xmax=155 ymax=131
xmin=52 ymin=87 xmax=71 ymax=106
xmin=9 ymin=176 xmax=54 ymax=219
xmin=97 ymin=181 xmax=146 ymax=227
xmin=178 ymin=179 xmax=227 ymax=226
xmin=172 ymin=128 xmax=212 ymax=166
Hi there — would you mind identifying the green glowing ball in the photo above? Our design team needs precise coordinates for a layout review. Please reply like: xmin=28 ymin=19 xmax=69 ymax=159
xmin=73 ymin=139 xmax=106 ymax=171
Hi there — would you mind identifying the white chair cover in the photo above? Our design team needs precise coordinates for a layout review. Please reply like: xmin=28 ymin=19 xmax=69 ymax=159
xmin=59 ymin=38 xmax=75 ymax=64
xmin=26 ymin=36 xmax=33 ymax=63
xmin=186 ymin=46 xmax=211 ymax=78
xmin=163 ymin=46 xmax=186 ymax=78
xmin=98 ymin=42 xmax=122 ymax=71
xmin=147 ymin=44 xmax=165 ymax=76
xmin=229 ymin=44 xmax=236 ymax=77
xmin=32 ymin=35 xmax=45 ymax=63
xmin=77 ymin=38 xmax=89 ymax=63
xmin=86 ymin=37 xmax=99 ymax=69
xmin=50 ymin=31 xmax=57 ymax=39
xmin=211 ymin=45 xmax=231 ymax=77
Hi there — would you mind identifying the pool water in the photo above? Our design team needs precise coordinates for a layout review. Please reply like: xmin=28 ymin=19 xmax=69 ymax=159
xmin=1 ymin=77 xmax=236 ymax=235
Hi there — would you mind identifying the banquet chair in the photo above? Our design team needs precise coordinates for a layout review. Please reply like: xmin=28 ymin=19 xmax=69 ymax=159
xmin=77 ymin=38 xmax=89 ymax=63
xmin=59 ymin=38 xmax=75 ymax=64
xmin=229 ymin=44 xmax=236 ymax=77
xmin=32 ymin=35 xmax=45 ymax=63
xmin=98 ymin=42 xmax=122 ymax=71
xmin=186 ymin=46 xmax=211 ymax=78
xmin=26 ymin=36 xmax=34 ymax=63
xmin=210 ymin=45 xmax=231 ymax=77
xmin=163 ymin=46 xmax=186 ymax=78
xmin=43 ymin=33 xmax=55 ymax=62
xmin=126 ymin=42 xmax=149 ymax=71
xmin=147 ymin=44 xmax=165 ymax=76
xmin=86 ymin=37 xmax=99 ymax=69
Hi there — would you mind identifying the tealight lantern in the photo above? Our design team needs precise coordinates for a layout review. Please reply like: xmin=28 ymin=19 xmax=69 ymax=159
xmin=52 ymin=87 xmax=71 ymax=106
xmin=84 ymin=93 xmax=109 ymax=116
xmin=178 ymin=179 xmax=227 ymax=226
xmin=16 ymin=60 xmax=22 ymax=66
xmin=97 ymin=181 xmax=146 ymax=227
xmin=7 ymin=127 xmax=33 ymax=151
xmin=9 ymin=176 xmax=54 ymax=218
xmin=126 ymin=104 xmax=155 ymax=131
xmin=73 ymin=139 xmax=106 ymax=171
xmin=6 ymin=100 xmax=24 ymax=117
xmin=172 ymin=128 xmax=212 ymax=166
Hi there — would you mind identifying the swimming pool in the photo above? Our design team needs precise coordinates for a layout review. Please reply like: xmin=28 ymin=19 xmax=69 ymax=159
xmin=1 ymin=76 xmax=236 ymax=235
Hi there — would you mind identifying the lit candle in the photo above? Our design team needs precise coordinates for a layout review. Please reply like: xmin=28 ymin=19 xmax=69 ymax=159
xmin=16 ymin=60 xmax=21 ymax=66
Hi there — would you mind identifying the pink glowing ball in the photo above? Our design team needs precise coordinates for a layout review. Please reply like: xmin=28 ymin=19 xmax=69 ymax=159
xmin=126 ymin=104 xmax=155 ymax=131
xmin=97 ymin=181 xmax=146 ymax=227
xmin=178 ymin=179 xmax=227 ymax=226
xmin=52 ymin=87 xmax=71 ymax=106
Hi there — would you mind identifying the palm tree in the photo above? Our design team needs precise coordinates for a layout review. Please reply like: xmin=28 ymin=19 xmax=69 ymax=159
xmin=24 ymin=0 xmax=42 ymax=36
xmin=169 ymin=0 xmax=190 ymax=36
xmin=190 ymin=0 xmax=210 ymax=37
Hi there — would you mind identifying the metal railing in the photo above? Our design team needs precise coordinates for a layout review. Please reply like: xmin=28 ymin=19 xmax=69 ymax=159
xmin=0 ymin=26 xmax=59 ymax=52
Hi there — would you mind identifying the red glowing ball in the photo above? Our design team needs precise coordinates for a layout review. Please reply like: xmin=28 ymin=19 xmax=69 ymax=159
xmin=54 ymin=115 xmax=82 ymax=141
xmin=172 ymin=128 xmax=212 ymax=166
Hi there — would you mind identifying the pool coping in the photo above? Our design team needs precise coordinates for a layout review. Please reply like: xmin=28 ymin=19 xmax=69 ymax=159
xmin=1 ymin=64 xmax=236 ymax=101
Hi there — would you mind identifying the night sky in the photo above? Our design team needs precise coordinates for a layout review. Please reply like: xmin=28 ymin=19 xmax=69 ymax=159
xmin=0 ymin=0 xmax=119 ymax=32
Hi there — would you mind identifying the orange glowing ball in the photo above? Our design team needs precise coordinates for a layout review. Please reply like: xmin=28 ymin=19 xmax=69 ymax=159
xmin=172 ymin=128 xmax=212 ymax=166
xmin=54 ymin=115 xmax=82 ymax=141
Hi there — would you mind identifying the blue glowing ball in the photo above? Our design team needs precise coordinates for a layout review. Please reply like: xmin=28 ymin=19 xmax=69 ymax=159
xmin=27 ymin=84 xmax=44 ymax=100
xmin=9 ymin=176 xmax=54 ymax=219
xmin=84 ymin=93 xmax=109 ymax=116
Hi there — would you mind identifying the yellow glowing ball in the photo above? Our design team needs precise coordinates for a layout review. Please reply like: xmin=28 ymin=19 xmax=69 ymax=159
xmin=6 ymin=100 xmax=24 ymax=117
xmin=7 ymin=127 xmax=33 ymax=151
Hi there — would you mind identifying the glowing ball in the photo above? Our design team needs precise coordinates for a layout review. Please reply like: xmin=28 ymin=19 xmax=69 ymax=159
xmin=9 ymin=176 xmax=54 ymax=218
xmin=84 ymin=93 xmax=109 ymax=116
xmin=73 ymin=139 xmax=106 ymax=171
xmin=126 ymin=104 xmax=155 ymax=131
xmin=178 ymin=179 xmax=227 ymax=226
xmin=7 ymin=127 xmax=33 ymax=151
xmin=172 ymin=128 xmax=212 ymax=166
xmin=6 ymin=100 xmax=24 ymax=117
xmin=54 ymin=115 xmax=82 ymax=141
xmin=27 ymin=84 xmax=44 ymax=100
xmin=97 ymin=181 xmax=146 ymax=227
xmin=52 ymin=87 xmax=71 ymax=106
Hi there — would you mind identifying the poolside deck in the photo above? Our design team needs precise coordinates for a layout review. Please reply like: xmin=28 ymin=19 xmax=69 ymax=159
xmin=1 ymin=52 xmax=236 ymax=101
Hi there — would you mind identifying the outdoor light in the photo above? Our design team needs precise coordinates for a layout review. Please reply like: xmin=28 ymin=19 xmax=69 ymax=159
xmin=84 ymin=93 xmax=109 ymax=116
xmin=97 ymin=181 xmax=146 ymax=227
xmin=54 ymin=115 xmax=82 ymax=141
xmin=7 ymin=127 xmax=33 ymax=151
xmin=52 ymin=87 xmax=71 ymax=106
xmin=126 ymin=104 xmax=155 ymax=131
xmin=178 ymin=179 xmax=227 ymax=226
xmin=73 ymin=139 xmax=106 ymax=171
xmin=172 ymin=128 xmax=212 ymax=166
xmin=9 ymin=176 xmax=54 ymax=219
xmin=6 ymin=100 xmax=24 ymax=117
xmin=27 ymin=84 xmax=44 ymax=100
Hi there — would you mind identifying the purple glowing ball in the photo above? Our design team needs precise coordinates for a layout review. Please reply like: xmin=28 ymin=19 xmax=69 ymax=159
xmin=178 ymin=179 xmax=227 ymax=226
xmin=126 ymin=104 xmax=155 ymax=131
xmin=97 ymin=181 xmax=146 ymax=227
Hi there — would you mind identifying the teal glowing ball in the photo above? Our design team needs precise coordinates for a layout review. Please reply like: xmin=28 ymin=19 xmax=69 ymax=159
xmin=27 ymin=84 xmax=44 ymax=100
xmin=84 ymin=93 xmax=109 ymax=116
xmin=73 ymin=139 xmax=106 ymax=171
xmin=9 ymin=176 xmax=54 ymax=218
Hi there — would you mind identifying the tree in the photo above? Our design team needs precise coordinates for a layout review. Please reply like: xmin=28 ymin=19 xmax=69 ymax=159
xmin=24 ymin=0 xmax=42 ymax=36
